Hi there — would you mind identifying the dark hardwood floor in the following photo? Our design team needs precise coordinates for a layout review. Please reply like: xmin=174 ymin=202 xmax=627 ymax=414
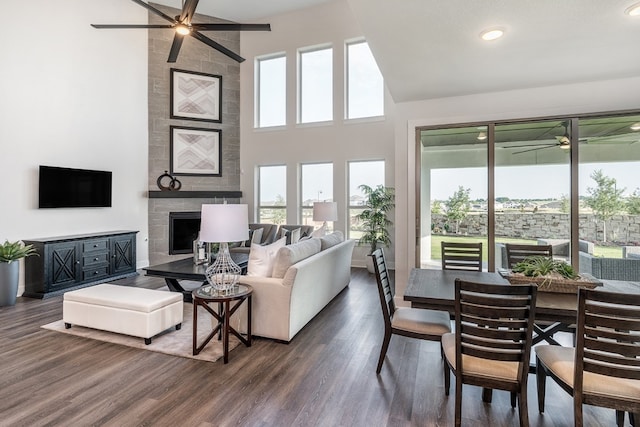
xmin=0 ymin=268 xmax=631 ymax=426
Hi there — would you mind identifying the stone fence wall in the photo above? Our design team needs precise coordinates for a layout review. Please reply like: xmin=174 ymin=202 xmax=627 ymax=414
xmin=431 ymin=213 xmax=640 ymax=243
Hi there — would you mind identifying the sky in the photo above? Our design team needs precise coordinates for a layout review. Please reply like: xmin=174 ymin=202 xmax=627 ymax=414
xmin=431 ymin=162 xmax=640 ymax=200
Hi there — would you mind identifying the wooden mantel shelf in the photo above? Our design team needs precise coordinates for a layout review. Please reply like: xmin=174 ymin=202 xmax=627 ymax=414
xmin=148 ymin=190 xmax=242 ymax=199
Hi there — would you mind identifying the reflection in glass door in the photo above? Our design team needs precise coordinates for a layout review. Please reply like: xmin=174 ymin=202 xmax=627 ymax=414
xmin=419 ymin=126 xmax=488 ymax=269
xmin=494 ymin=120 xmax=571 ymax=269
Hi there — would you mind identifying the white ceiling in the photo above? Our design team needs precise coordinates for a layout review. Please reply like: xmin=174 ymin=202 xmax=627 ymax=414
xmin=151 ymin=0 xmax=640 ymax=103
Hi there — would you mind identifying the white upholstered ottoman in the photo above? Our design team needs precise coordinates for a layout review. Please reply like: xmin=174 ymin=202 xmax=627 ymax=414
xmin=63 ymin=284 xmax=183 ymax=345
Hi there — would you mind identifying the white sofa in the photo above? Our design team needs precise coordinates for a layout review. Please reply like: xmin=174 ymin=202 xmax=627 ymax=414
xmin=235 ymin=233 xmax=355 ymax=342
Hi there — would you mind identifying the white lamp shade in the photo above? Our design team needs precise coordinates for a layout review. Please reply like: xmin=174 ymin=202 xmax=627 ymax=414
xmin=199 ymin=204 xmax=249 ymax=243
xmin=313 ymin=202 xmax=338 ymax=222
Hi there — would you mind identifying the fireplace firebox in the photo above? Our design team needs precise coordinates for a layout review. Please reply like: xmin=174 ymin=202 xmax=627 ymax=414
xmin=169 ymin=211 xmax=201 ymax=255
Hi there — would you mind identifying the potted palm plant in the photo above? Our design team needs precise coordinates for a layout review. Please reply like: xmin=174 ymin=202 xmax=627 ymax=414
xmin=0 ymin=240 xmax=37 ymax=306
xmin=355 ymin=184 xmax=395 ymax=273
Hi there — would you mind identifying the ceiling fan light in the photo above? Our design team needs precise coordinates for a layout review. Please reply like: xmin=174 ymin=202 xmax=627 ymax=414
xmin=559 ymin=143 xmax=571 ymax=150
xmin=625 ymin=3 xmax=640 ymax=16
xmin=175 ymin=24 xmax=191 ymax=35
xmin=480 ymin=28 xmax=504 ymax=41
xmin=631 ymin=122 xmax=640 ymax=131
xmin=477 ymin=132 xmax=487 ymax=140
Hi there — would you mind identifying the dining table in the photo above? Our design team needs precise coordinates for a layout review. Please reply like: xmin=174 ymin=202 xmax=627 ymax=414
xmin=403 ymin=268 xmax=640 ymax=346
xmin=403 ymin=268 xmax=640 ymax=403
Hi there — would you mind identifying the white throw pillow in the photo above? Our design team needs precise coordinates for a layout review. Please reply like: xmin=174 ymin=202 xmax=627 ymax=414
xmin=311 ymin=224 xmax=327 ymax=238
xmin=247 ymin=237 xmax=286 ymax=277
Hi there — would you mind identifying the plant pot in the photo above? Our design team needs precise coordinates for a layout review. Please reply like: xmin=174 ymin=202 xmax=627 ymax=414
xmin=366 ymin=254 xmax=375 ymax=274
xmin=0 ymin=261 xmax=19 ymax=306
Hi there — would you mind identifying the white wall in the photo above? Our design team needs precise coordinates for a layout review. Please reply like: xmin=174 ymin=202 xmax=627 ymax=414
xmin=393 ymin=76 xmax=640 ymax=300
xmin=0 ymin=1 xmax=150 ymax=295
xmin=240 ymin=0 xmax=396 ymax=267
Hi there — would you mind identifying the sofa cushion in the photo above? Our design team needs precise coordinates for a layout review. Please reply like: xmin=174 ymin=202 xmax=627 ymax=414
xmin=271 ymin=238 xmax=322 ymax=279
xmin=244 ymin=227 xmax=263 ymax=247
xmin=247 ymin=237 xmax=287 ymax=277
xmin=320 ymin=231 xmax=344 ymax=251
xmin=278 ymin=227 xmax=302 ymax=245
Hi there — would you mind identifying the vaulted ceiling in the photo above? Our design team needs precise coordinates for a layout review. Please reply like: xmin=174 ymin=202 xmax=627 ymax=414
xmin=152 ymin=0 xmax=640 ymax=103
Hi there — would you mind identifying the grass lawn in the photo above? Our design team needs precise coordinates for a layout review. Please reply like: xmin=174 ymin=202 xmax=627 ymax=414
xmin=429 ymin=235 xmax=623 ymax=261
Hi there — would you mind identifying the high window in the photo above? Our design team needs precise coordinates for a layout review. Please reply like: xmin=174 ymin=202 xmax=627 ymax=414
xmin=255 ymin=54 xmax=286 ymax=128
xmin=300 ymin=163 xmax=334 ymax=229
xmin=346 ymin=41 xmax=384 ymax=119
xmin=348 ymin=160 xmax=385 ymax=239
xmin=298 ymin=46 xmax=333 ymax=124
xmin=258 ymin=165 xmax=287 ymax=224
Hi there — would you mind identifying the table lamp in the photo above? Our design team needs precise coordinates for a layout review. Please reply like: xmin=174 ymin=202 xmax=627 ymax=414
xmin=199 ymin=204 xmax=249 ymax=291
xmin=313 ymin=201 xmax=338 ymax=228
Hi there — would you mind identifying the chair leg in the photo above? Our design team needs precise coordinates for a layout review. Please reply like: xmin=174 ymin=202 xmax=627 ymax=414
xmin=443 ymin=362 xmax=450 ymax=396
xmin=455 ymin=376 xmax=463 ymax=427
xmin=518 ymin=388 xmax=530 ymax=427
xmin=631 ymin=412 xmax=637 ymax=427
xmin=511 ymin=391 xmax=517 ymax=408
xmin=573 ymin=394 xmax=583 ymax=427
xmin=616 ymin=410 xmax=625 ymax=427
xmin=376 ymin=329 xmax=392 ymax=374
xmin=536 ymin=357 xmax=547 ymax=413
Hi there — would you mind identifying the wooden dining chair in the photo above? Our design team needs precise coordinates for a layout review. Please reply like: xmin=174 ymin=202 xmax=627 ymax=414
xmin=536 ymin=288 xmax=640 ymax=427
xmin=442 ymin=279 xmax=537 ymax=427
xmin=441 ymin=241 xmax=483 ymax=271
xmin=505 ymin=243 xmax=553 ymax=269
xmin=371 ymin=249 xmax=451 ymax=374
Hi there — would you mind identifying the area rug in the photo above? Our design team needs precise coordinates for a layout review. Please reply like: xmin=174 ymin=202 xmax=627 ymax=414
xmin=41 ymin=302 xmax=239 ymax=363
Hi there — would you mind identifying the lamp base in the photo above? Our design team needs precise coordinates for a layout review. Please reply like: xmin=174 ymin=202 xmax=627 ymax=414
xmin=205 ymin=242 xmax=241 ymax=291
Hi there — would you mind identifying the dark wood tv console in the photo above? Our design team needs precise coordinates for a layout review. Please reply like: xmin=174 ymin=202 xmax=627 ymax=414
xmin=23 ymin=230 xmax=138 ymax=299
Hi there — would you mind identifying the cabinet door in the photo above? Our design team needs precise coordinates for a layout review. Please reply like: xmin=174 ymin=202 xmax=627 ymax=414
xmin=110 ymin=234 xmax=136 ymax=274
xmin=47 ymin=242 xmax=81 ymax=289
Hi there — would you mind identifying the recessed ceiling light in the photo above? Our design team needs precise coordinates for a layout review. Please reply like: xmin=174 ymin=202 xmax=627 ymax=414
xmin=631 ymin=122 xmax=640 ymax=131
xmin=625 ymin=2 xmax=640 ymax=16
xmin=480 ymin=28 xmax=504 ymax=41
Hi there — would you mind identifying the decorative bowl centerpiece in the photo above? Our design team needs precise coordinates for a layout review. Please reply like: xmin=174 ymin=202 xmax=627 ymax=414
xmin=507 ymin=256 xmax=602 ymax=294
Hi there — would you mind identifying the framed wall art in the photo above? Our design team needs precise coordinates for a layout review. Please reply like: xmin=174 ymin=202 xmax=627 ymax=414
xmin=170 ymin=68 xmax=222 ymax=123
xmin=170 ymin=126 xmax=222 ymax=176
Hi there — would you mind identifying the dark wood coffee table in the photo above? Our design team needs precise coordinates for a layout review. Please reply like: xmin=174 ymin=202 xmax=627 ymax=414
xmin=143 ymin=253 xmax=249 ymax=302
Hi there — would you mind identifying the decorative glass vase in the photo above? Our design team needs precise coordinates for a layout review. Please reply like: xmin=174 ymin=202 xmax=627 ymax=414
xmin=193 ymin=232 xmax=207 ymax=265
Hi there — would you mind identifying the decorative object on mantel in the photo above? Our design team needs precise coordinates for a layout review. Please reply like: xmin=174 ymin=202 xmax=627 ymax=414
xmin=90 ymin=0 xmax=271 ymax=63
xmin=171 ymin=69 xmax=222 ymax=123
xmin=506 ymin=256 xmax=602 ymax=293
xmin=170 ymin=126 xmax=222 ymax=177
xmin=0 ymin=240 xmax=37 ymax=306
xmin=200 ymin=204 xmax=249 ymax=291
xmin=156 ymin=170 xmax=182 ymax=191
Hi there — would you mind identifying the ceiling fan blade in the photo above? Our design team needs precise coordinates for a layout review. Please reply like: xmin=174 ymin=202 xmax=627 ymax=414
xmin=512 ymin=144 xmax=559 ymax=155
xmin=91 ymin=24 xmax=174 ymax=29
xmin=131 ymin=0 xmax=176 ymax=23
xmin=180 ymin=0 xmax=200 ymax=24
xmin=167 ymin=34 xmax=185 ymax=63
xmin=501 ymin=143 xmax=557 ymax=149
xmin=191 ymin=31 xmax=245 ymax=62
xmin=192 ymin=23 xmax=272 ymax=32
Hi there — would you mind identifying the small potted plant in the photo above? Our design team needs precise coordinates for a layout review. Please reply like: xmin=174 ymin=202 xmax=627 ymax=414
xmin=0 ymin=240 xmax=37 ymax=306
xmin=355 ymin=184 xmax=395 ymax=273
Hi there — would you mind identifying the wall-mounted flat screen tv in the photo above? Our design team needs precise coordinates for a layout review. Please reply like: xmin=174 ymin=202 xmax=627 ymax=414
xmin=39 ymin=165 xmax=112 ymax=208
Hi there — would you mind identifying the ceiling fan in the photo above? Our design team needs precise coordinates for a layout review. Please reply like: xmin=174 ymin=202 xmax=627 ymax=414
xmin=504 ymin=122 xmax=575 ymax=155
xmin=91 ymin=0 xmax=271 ymax=63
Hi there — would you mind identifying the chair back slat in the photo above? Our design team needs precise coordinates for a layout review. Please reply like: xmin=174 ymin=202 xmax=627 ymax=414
xmin=441 ymin=242 xmax=482 ymax=271
xmin=455 ymin=279 xmax=537 ymax=368
xmin=505 ymin=243 xmax=552 ymax=269
xmin=371 ymin=249 xmax=394 ymax=329
xmin=575 ymin=288 xmax=640 ymax=389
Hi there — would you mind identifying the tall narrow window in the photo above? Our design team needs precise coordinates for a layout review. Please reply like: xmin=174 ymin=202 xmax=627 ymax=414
xmin=258 ymin=165 xmax=287 ymax=224
xmin=346 ymin=41 xmax=384 ymax=119
xmin=348 ymin=160 xmax=385 ymax=239
xmin=299 ymin=46 xmax=333 ymax=124
xmin=301 ymin=163 xmax=334 ymax=229
xmin=256 ymin=54 xmax=286 ymax=128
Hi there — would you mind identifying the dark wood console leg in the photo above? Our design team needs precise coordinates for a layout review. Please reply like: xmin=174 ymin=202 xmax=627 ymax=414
xmin=164 ymin=278 xmax=192 ymax=302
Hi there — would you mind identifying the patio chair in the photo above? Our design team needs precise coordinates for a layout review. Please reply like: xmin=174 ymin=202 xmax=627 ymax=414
xmin=535 ymin=288 xmax=640 ymax=427
xmin=371 ymin=249 xmax=451 ymax=374
xmin=505 ymin=243 xmax=553 ymax=269
xmin=442 ymin=279 xmax=537 ymax=427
